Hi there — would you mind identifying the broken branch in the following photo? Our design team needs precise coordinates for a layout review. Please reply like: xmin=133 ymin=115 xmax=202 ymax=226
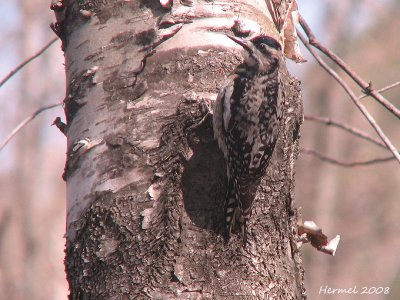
xmin=0 ymin=101 xmax=63 ymax=151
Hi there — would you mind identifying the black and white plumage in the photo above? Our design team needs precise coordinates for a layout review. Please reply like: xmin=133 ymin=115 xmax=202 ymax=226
xmin=213 ymin=34 xmax=284 ymax=243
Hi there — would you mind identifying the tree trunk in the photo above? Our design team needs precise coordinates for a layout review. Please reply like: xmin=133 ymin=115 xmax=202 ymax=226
xmin=56 ymin=0 xmax=305 ymax=298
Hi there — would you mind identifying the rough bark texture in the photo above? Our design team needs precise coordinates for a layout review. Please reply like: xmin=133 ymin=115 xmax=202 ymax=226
xmin=58 ymin=0 xmax=305 ymax=299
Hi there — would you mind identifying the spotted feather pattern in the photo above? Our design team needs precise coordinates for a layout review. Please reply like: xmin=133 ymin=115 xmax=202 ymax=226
xmin=213 ymin=41 xmax=283 ymax=242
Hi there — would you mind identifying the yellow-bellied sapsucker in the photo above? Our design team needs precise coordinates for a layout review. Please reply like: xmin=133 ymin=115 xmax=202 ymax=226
xmin=213 ymin=34 xmax=284 ymax=243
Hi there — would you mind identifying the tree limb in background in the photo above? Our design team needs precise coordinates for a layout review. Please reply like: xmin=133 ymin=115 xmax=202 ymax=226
xmin=297 ymin=30 xmax=400 ymax=164
xmin=298 ymin=14 xmax=400 ymax=119
xmin=0 ymin=101 xmax=63 ymax=151
xmin=0 ymin=37 xmax=58 ymax=88
xmin=304 ymin=115 xmax=387 ymax=149
xmin=301 ymin=147 xmax=394 ymax=167
xmin=358 ymin=80 xmax=400 ymax=100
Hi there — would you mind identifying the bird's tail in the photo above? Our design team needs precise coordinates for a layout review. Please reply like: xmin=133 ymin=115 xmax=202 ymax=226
xmin=224 ymin=178 xmax=258 ymax=244
xmin=224 ymin=179 xmax=238 ymax=241
xmin=237 ymin=181 xmax=258 ymax=244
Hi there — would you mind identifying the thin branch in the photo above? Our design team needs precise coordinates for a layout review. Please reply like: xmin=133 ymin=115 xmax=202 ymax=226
xmin=0 ymin=102 xmax=63 ymax=151
xmin=298 ymin=14 xmax=400 ymax=119
xmin=304 ymin=115 xmax=386 ymax=149
xmin=297 ymin=30 xmax=400 ymax=164
xmin=301 ymin=147 xmax=395 ymax=167
xmin=358 ymin=80 xmax=400 ymax=100
xmin=0 ymin=37 xmax=58 ymax=88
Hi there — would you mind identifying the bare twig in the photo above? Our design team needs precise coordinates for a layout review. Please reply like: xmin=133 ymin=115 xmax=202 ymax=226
xmin=358 ymin=80 xmax=400 ymax=100
xmin=298 ymin=14 xmax=400 ymax=119
xmin=297 ymin=30 xmax=400 ymax=164
xmin=304 ymin=115 xmax=386 ymax=149
xmin=301 ymin=147 xmax=395 ymax=167
xmin=0 ymin=102 xmax=63 ymax=151
xmin=0 ymin=37 xmax=58 ymax=88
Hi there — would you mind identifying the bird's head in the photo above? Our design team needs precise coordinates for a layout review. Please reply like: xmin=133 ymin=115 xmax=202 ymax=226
xmin=227 ymin=34 xmax=282 ymax=73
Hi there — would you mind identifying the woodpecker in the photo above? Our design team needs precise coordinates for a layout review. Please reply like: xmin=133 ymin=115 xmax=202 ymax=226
xmin=213 ymin=34 xmax=284 ymax=243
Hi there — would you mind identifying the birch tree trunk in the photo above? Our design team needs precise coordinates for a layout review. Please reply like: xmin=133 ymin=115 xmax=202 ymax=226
xmin=54 ymin=0 xmax=305 ymax=298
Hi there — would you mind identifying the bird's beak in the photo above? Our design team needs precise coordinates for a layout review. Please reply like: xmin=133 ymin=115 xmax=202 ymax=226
xmin=226 ymin=34 xmax=253 ymax=53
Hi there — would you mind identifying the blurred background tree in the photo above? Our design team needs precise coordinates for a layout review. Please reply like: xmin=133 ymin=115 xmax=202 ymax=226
xmin=0 ymin=0 xmax=67 ymax=299
xmin=293 ymin=1 xmax=400 ymax=299
xmin=0 ymin=0 xmax=399 ymax=299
